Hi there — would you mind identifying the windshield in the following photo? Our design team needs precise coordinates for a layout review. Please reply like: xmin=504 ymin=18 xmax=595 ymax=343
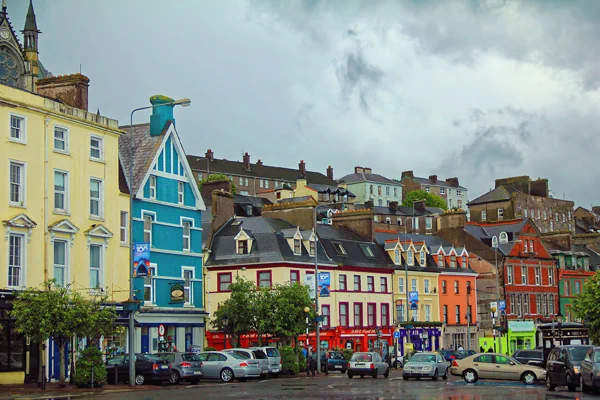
xmin=568 ymin=347 xmax=591 ymax=361
xmin=266 ymin=348 xmax=280 ymax=357
xmin=411 ymin=354 xmax=436 ymax=363
xmin=351 ymin=353 xmax=372 ymax=362
xmin=330 ymin=352 xmax=345 ymax=360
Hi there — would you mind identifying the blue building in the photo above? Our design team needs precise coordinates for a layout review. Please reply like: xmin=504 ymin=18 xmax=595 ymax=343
xmin=119 ymin=95 xmax=207 ymax=354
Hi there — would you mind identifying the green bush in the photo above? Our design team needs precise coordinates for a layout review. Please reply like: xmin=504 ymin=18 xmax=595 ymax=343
xmin=298 ymin=351 xmax=306 ymax=372
xmin=343 ymin=349 xmax=354 ymax=362
xmin=280 ymin=346 xmax=299 ymax=375
xmin=205 ymin=346 xmax=217 ymax=351
xmin=74 ymin=347 xmax=107 ymax=388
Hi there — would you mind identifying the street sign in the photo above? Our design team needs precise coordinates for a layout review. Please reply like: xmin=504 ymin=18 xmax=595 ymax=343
xmin=393 ymin=331 xmax=400 ymax=339
xmin=158 ymin=324 xmax=165 ymax=337
xmin=498 ymin=300 xmax=506 ymax=311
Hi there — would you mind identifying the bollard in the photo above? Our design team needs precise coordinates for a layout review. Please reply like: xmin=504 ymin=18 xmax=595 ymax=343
xmin=41 ymin=365 xmax=46 ymax=390
xmin=91 ymin=365 xmax=95 ymax=389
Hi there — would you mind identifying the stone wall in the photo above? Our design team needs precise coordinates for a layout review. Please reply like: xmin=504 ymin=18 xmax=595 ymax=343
xmin=37 ymin=73 xmax=90 ymax=110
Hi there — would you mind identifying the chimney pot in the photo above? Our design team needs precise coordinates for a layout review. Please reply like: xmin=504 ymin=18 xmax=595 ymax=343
xmin=445 ymin=177 xmax=459 ymax=187
xmin=205 ymin=148 xmax=214 ymax=161
xmin=354 ymin=166 xmax=364 ymax=174
xmin=364 ymin=167 xmax=372 ymax=174
xmin=256 ymin=159 xmax=263 ymax=166
xmin=429 ymin=175 xmax=437 ymax=183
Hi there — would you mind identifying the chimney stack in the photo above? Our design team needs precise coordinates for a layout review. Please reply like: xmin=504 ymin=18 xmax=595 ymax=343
xmin=327 ymin=165 xmax=334 ymax=180
xmin=401 ymin=170 xmax=414 ymax=179
xmin=389 ymin=201 xmax=398 ymax=212
xmin=413 ymin=200 xmax=426 ymax=212
xmin=243 ymin=152 xmax=251 ymax=170
xmin=299 ymin=160 xmax=306 ymax=177
xmin=205 ymin=149 xmax=214 ymax=161
xmin=429 ymin=175 xmax=438 ymax=183
xmin=355 ymin=166 xmax=364 ymax=174
xmin=445 ymin=177 xmax=459 ymax=187
xmin=364 ymin=167 xmax=372 ymax=174
xmin=256 ymin=159 xmax=263 ymax=166
xmin=438 ymin=210 xmax=467 ymax=230
xmin=37 ymin=73 xmax=90 ymax=110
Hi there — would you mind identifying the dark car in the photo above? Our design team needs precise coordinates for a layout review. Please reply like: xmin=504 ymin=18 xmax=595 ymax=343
xmin=437 ymin=350 xmax=461 ymax=367
xmin=512 ymin=349 xmax=545 ymax=368
xmin=106 ymin=353 xmax=171 ymax=386
xmin=546 ymin=345 xmax=594 ymax=392
xmin=580 ymin=347 xmax=600 ymax=394
xmin=157 ymin=352 xmax=203 ymax=384
xmin=320 ymin=351 xmax=347 ymax=374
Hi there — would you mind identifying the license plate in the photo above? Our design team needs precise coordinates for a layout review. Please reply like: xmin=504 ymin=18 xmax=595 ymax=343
xmin=355 ymin=363 xmax=364 ymax=367
xmin=272 ymin=368 xmax=280 ymax=373
xmin=193 ymin=371 xmax=202 ymax=375
xmin=161 ymin=364 xmax=168 ymax=369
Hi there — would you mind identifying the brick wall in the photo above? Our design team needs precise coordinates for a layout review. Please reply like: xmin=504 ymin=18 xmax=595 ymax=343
xmin=332 ymin=210 xmax=374 ymax=241
xmin=37 ymin=74 xmax=90 ymax=110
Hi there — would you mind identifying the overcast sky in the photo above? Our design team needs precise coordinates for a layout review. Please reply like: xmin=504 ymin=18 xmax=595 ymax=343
xmin=9 ymin=0 xmax=600 ymax=206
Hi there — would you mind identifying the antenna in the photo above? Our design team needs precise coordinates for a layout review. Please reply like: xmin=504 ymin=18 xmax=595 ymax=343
xmin=79 ymin=64 xmax=82 ymax=74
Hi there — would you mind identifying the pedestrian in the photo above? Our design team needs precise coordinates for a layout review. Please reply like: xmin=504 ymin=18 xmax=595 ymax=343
xmin=458 ymin=345 xmax=464 ymax=351
xmin=480 ymin=346 xmax=485 ymax=353
xmin=487 ymin=347 xmax=493 ymax=353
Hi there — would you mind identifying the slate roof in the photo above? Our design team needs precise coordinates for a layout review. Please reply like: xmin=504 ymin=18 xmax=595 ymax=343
xmin=187 ymin=156 xmax=336 ymax=186
xmin=468 ymin=186 xmax=519 ymax=206
xmin=307 ymin=183 xmax=356 ymax=197
xmin=464 ymin=219 xmax=529 ymax=256
xmin=338 ymin=172 xmax=400 ymax=186
xmin=317 ymin=225 xmax=392 ymax=269
xmin=410 ymin=176 xmax=467 ymax=190
xmin=234 ymin=194 xmax=272 ymax=217
xmin=118 ymin=123 xmax=165 ymax=194
xmin=363 ymin=205 xmax=443 ymax=217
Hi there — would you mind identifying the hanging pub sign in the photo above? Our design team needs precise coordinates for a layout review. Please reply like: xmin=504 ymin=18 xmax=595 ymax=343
xmin=133 ymin=242 xmax=150 ymax=277
xmin=170 ymin=283 xmax=185 ymax=303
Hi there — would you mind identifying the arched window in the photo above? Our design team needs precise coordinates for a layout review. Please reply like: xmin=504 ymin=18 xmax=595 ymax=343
xmin=492 ymin=236 xmax=498 ymax=248
xmin=499 ymin=232 xmax=508 ymax=244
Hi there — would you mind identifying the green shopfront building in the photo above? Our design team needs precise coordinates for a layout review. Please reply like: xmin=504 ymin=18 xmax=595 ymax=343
xmin=478 ymin=321 xmax=536 ymax=355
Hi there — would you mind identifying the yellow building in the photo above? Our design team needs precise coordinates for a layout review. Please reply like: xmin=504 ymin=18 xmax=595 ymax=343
xmin=0 ymin=83 xmax=129 ymax=383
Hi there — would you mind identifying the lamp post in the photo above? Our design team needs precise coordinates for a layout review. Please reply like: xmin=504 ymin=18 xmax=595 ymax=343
xmin=128 ymin=97 xmax=191 ymax=387
xmin=491 ymin=235 xmax=502 ymax=355
xmin=222 ymin=317 xmax=229 ymax=350
xmin=313 ymin=207 xmax=321 ymax=372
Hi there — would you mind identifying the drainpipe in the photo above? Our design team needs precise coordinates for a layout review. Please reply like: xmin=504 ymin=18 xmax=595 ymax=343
xmin=44 ymin=116 xmax=50 ymax=281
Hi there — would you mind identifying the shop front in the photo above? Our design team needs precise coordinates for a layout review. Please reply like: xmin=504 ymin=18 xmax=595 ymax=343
xmin=443 ymin=325 xmax=478 ymax=351
xmin=135 ymin=309 xmax=207 ymax=354
xmin=393 ymin=326 xmax=442 ymax=357
xmin=478 ymin=320 xmax=536 ymax=355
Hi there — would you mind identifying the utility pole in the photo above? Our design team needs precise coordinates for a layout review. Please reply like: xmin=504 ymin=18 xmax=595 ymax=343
xmin=313 ymin=206 xmax=321 ymax=373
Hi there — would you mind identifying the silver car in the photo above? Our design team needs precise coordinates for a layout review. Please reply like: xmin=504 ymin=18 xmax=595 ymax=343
xmin=157 ymin=352 xmax=203 ymax=384
xmin=347 ymin=352 xmax=390 ymax=379
xmin=403 ymin=352 xmax=448 ymax=380
xmin=197 ymin=351 xmax=262 ymax=382
xmin=251 ymin=346 xmax=282 ymax=376
xmin=225 ymin=348 xmax=270 ymax=378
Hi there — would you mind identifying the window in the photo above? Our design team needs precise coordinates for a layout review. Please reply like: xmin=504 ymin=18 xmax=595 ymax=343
xmin=442 ymin=280 xmax=447 ymax=294
xmin=9 ymin=161 xmax=25 ymax=205
xmin=550 ymin=220 xmax=554 ymax=231
xmin=499 ymin=232 xmax=508 ymax=244
xmin=309 ymin=240 xmax=315 ymax=256
xmin=386 ymin=186 xmax=390 ymax=195
xmin=443 ymin=305 xmax=448 ymax=323
xmin=178 ymin=181 xmax=185 ymax=205
xmin=524 ymin=294 xmax=530 ymax=315
xmin=424 ymin=304 xmax=431 ymax=322
xmin=265 ymin=180 xmax=269 ymax=189
xmin=424 ymin=218 xmax=433 ymax=231
xmin=183 ymin=268 xmax=194 ymax=304
xmin=369 ymin=185 xmax=373 ymax=194
xmin=398 ymin=277 xmax=404 ymax=293
xmin=258 ymin=271 xmax=272 ymax=288
xmin=562 ymin=213 xmax=566 ymax=223
xmin=54 ymin=127 xmax=68 ymax=152
xmin=367 ymin=276 xmax=374 ymax=292
xmin=412 ymin=309 xmax=418 ymax=322
xmin=438 ymin=255 xmax=444 ymax=267
xmin=354 ymin=275 xmax=361 ymax=291
xmin=322 ymin=305 xmax=330 ymax=328
xmin=259 ymin=179 xmax=264 ymax=188
xmin=413 ymin=218 xmax=419 ymax=230
xmin=524 ymin=208 xmax=528 ymax=218
xmin=517 ymin=295 xmax=522 ymax=317
xmin=420 ymin=250 xmax=426 ymax=266
xmin=143 ymin=264 xmax=156 ymax=303
xmin=289 ymin=270 xmax=300 ymax=284
xmin=378 ymin=199 xmax=383 ymax=206
xmin=454 ymin=280 xmax=459 ymax=294
xmin=455 ymin=305 xmax=461 ymax=324
xmin=90 ymin=136 xmax=103 ymax=161
xmin=380 ymin=277 xmax=387 ymax=292
xmin=354 ymin=303 xmax=363 ymax=326
xmin=143 ymin=214 xmax=153 ymax=244
xmin=293 ymin=238 xmax=301 ymax=255
xmin=450 ymin=256 xmax=456 ymax=268
xmin=411 ymin=278 xmax=417 ymax=292
xmin=440 ymin=187 xmax=446 ymax=195
xmin=394 ymin=248 xmax=400 ymax=264
xmin=340 ymin=303 xmax=349 ymax=327
xmin=378 ymin=186 xmax=382 ymax=195
xmin=385 ymin=216 xmax=391 ymax=224
xmin=498 ymin=208 xmax=504 ymax=218
xmin=54 ymin=171 xmax=68 ymax=212
xmin=535 ymin=267 xmax=541 ymax=285
xmin=332 ymin=242 xmax=346 ymax=256
xmin=360 ymin=244 xmax=374 ymax=258
xmin=397 ymin=303 xmax=405 ymax=322
xmin=149 ymin=176 xmax=157 ymax=199
xmin=425 ymin=185 xmax=430 ymax=193
xmin=534 ymin=294 xmax=541 ymax=315
xmin=555 ymin=213 xmax=559 ymax=222
xmin=565 ymin=281 xmax=570 ymax=296
xmin=575 ymin=281 xmax=581 ymax=295
xmin=381 ymin=304 xmax=389 ymax=326
xmin=339 ymin=274 xmax=347 ymax=291
xmin=182 ymin=221 xmax=191 ymax=251
xmin=394 ymin=188 xmax=398 ymax=197
xmin=53 ymin=240 xmax=67 ymax=287
xmin=8 ymin=233 xmax=24 ymax=287
xmin=549 ymin=294 xmax=555 ymax=315
xmin=90 ymin=244 xmax=102 ymax=289
xmin=548 ymin=268 xmax=554 ymax=286
xmin=521 ymin=266 xmax=528 ymax=285
xmin=407 ymin=250 xmax=414 ymax=266
xmin=530 ymin=240 xmax=534 ymax=253
xmin=9 ymin=114 xmax=25 ymax=142
xmin=120 ymin=211 xmax=128 ymax=243
xmin=424 ymin=279 xmax=430 ymax=294
xmin=544 ymin=210 xmax=547 ymax=220
xmin=90 ymin=179 xmax=103 ymax=217
xmin=237 ymin=239 xmax=249 ymax=254
xmin=507 ymin=265 xmax=513 ymax=284
xmin=367 ymin=303 xmax=376 ymax=326
xmin=218 ymin=272 xmax=232 ymax=292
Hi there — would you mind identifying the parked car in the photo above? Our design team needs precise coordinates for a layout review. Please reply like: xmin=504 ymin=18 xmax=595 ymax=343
xmin=546 ymin=345 xmax=594 ymax=392
xmin=157 ymin=352 xmax=203 ymax=384
xmin=580 ymin=346 xmax=600 ymax=394
xmin=402 ymin=352 xmax=448 ymax=381
xmin=512 ymin=349 xmax=545 ymax=368
xmin=188 ymin=345 xmax=203 ymax=354
xmin=250 ymin=347 xmax=282 ymax=377
xmin=106 ymin=353 xmax=171 ymax=385
xmin=320 ymin=351 xmax=347 ymax=374
xmin=451 ymin=353 xmax=546 ymax=385
xmin=437 ymin=350 xmax=461 ymax=367
xmin=197 ymin=351 xmax=262 ymax=382
xmin=347 ymin=352 xmax=389 ymax=379
xmin=224 ymin=348 xmax=269 ymax=378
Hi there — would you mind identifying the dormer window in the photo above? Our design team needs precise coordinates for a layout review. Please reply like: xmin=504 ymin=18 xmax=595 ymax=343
xmin=309 ymin=240 xmax=316 ymax=256
xmin=294 ymin=238 xmax=301 ymax=255
xmin=420 ymin=250 xmax=426 ymax=266
xmin=499 ymin=232 xmax=508 ymax=244
xmin=492 ymin=236 xmax=498 ymax=248
xmin=450 ymin=256 xmax=456 ymax=268
xmin=333 ymin=242 xmax=346 ymax=256
xmin=238 ymin=240 xmax=249 ymax=255
xmin=394 ymin=248 xmax=400 ymax=264
xmin=407 ymin=250 xmax=414 ymax=266
xmin=438 ymin=255 xmax=444 ymax=267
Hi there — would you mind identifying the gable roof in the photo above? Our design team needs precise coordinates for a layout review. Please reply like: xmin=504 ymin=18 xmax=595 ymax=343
xmin=468 ymin=186 xmax=519 ymax=206
xmin=338 ymin=172 xmax=400 ymax=186
xmin=407 ymin=176 xmax=467 ymax=190
xmin=187 ymin=156 xmax=337 ymax=186
xmin=118 ymin=123 xmax=164 ymax=195
xmin=306 ymin=183 xmax=356 ymax=197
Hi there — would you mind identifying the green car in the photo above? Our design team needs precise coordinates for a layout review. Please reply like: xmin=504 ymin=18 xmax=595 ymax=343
xmin=403 ymin=352 xmax=448 ymax=381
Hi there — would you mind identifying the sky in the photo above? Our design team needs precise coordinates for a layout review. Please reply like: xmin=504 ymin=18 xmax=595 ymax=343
xmin=8 ymin=0 xmax=600 ymax=207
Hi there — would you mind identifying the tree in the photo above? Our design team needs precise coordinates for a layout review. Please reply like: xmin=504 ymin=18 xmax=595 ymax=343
xmin=270 ymin=283 xmax=314 ymax=345
xmin=402 ymin=190 xmax=448 ymax=210
xmin=198 ymin=173 xmax=237 ymax=194
xmin=211 ymin=277 xmax=255 ymax=347
xmin=572 ymin=272 xmax=600 ymax=342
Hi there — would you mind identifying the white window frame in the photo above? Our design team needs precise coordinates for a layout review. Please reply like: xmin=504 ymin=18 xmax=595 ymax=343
xmin=119 ymin=211 xmax=128 ymax=244
xmin=182 ymin=220 xmax=191 ymax=251
xmin=149 ymin=175 xmax=157 ymax=199
xmin=90 ymin=135 xmax=104 ymax=161
xmin=53 ymin=239 xmax=68 ymax=287
xmin=8 ymin=160 xmax=26 ymax=207
xmin=7 ymin=232 xmax=25 ymax=288
xmin=398 ymin=277 xmax=404 ymax=293
xmin=426 ymin=217 xmax=432 ymax=230
xmin=507 ymin=265 xmax=513 ymax=284
xmin=8 ymin=113 xmax=26 ymax=144
xmin=425 ymin=304 xmax=431 ymax=322
xmin=521 ymin=266 xmax=527 ymax=285
xmin=89 ymin=178 xmax=103 ymax=218
xmin=293 ymin=238 xmax=301 ymax=255
xmin=481 ymin=210 xmax=487 ymax=221
xmin=178 ymin=181 xmax=185 ymax=205
xmin=424 ymin=279 xmax=430 ymax=294
xmin=425 ymin=185 xmax=430 ymax=193
xmin=53 ymin=125 xmax=69 ymax=153
xmin=407 ymin=250 xmax=414 ymax=266
xmin=182 ymin=267 xmax=195 ymax=306
xmin=535 ymin=267 xmax=541 ymax=285
xmin=54 ymin=169 xmax=69 ymax=213
xmin=89 ymin=243 xmax=104 ymax=290
xmin=411 ymin=278 xmax=417 ymax=292
xmin=457 ymin=190 xmax=462 ymax=196
xmin=498 ymin=208 xmax=504 ymax=218
xmin=144 ymin=263 xmax=157 ymax=304
xmin=143 ymin=212 xmax=154 ymax=245
xmin=420 ymin=250 xmax=426 ymax=266
xmin=548 ymin=267 xmax=554 ymax=286
xmin=440 ymin=187 xmax=445 ymax=195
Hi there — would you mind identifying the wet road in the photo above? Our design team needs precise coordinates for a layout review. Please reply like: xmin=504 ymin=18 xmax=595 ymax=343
xmin=66 ymin=370 xmax=599 ymax=400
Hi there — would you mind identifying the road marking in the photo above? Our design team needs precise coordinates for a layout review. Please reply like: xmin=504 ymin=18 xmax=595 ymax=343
xmin=258 ymin=380 xmax=268 ymax=383
xmin=389 ymin=377 xmax=403 ymax=381
xmin=327 ymin=385 xmax=334 ymax=389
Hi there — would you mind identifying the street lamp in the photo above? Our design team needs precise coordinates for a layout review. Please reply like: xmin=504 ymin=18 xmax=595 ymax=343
xmin=222 ymin=317 xmax=229 ymax=350
xmin=304 ymin=307 xmax=310 ymax=341
xmin=128 ymin=97 xmax=191 ymax=387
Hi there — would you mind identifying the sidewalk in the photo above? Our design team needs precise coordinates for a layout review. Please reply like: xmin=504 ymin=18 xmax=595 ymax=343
xmin=0 ymin=382 xmax=173 ymax=399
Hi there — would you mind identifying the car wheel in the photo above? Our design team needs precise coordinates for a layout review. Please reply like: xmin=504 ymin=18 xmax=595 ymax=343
xmin=432 ymin=369 xmax=438 ymax=381
xmin=546 ymin=375 xmax=556 ymax=391
xmin=220 ymin=368 xmax=234 ymax=383
xmin=403 ymin=376 xmax=409 ymax=380
xmin=372 ymin=369 xmax=378 ymax=379
xmin=442 ymin=369 xmax=448 ymax=381
xmin=393 ymin=361 xmax=398 ymax=369
xmin=260 ymin=373 xmax=266 ymax=379
xmin=383 ymin=368 xmax=389 ymax=379
xmin=347 ymin=372 xmax=353 ymax=379
xmin=341 ymin=368 xmax=346 ymax=374
xmin=169 ymin=371 xmax=180 ymax=385
xmin=567 ymin=374 xmax=576 ymax=392
xmin=463 ymin=369 xmax=478 ymax=383
xmin=134 ymin=374 xmax=145 ymax=386
xmin=521 ymin=371 xmax=536 ymax=385
xmin=360 ymin=374 xmax=365 ymax=378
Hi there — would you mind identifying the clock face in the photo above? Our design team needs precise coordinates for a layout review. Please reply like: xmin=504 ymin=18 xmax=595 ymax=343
xmin=0 ymin=29 xmax=9 ymax=40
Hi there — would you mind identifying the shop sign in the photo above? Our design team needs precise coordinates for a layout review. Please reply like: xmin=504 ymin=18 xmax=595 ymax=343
xmin=170 ymin=283 xmax=185 ymax=303
xmin=133 ymin=242 xmax=150 ymax=277
xmin=509 ymin=320 xmax=534 ymax=332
